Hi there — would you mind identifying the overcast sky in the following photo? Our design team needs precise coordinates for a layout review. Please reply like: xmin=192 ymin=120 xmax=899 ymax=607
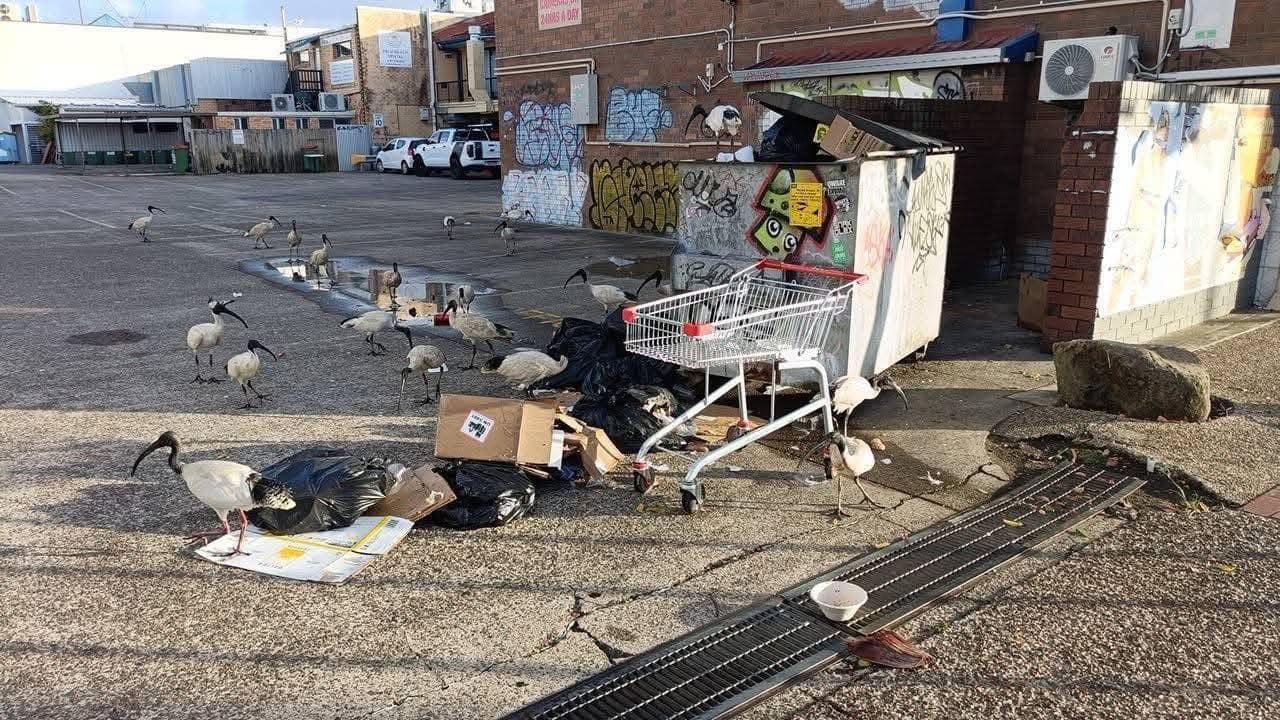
xmin=33 ymin=1 xmax=428 ymax=29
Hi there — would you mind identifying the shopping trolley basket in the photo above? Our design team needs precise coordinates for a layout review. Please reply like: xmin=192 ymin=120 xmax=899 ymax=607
xmin=622 ymin=259 xmax=864 ymax=513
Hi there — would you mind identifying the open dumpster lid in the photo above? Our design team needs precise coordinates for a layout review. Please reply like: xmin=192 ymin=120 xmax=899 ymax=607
xmin=752 ymin=91 xmax=961 ymax=158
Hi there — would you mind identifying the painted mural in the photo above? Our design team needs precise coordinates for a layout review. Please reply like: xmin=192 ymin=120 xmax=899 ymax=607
xmin=604 ymin=87 xmax=674 ymax=142
xmin=1098 ymin=101 xmax=1278 ymax=317
xmin=839 ymin=0 xmax=941 ymax=14
xmin=674 ymin=155 xmax=955 ymax=378
xmin=588 ymin=159 xmax=681 ymax=234
xmin=502 ymin=90 xmax=588 ymax=226
xmin=772 ymin=70 xmax=965 ymax=101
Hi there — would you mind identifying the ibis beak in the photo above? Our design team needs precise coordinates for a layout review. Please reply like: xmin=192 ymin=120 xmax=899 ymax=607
xmin=564 ymin=269 xmax=587 ymax=288
xmin=250 ymin=341 xmax=277 ymax=361
xmin=885 ymin=377 xmax=908 ymax=410
xmin=397 ymin=325 xmax=414 ymax=349
xmin=637 ymin=269 xmax=663 ymax=294
xmin=217 ymin=306 xmax=248 ymax=328
xmin=397 ymin=368 xmax=411 ymax=411
xmin=130 ymin=432 xmax=177 ymax=476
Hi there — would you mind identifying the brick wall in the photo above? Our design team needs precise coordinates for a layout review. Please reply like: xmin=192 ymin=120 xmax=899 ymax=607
xmin=822 ymin=90 xmax=1026 ymax=280
xmin=355 ymin=6 xmax=431 ymax=141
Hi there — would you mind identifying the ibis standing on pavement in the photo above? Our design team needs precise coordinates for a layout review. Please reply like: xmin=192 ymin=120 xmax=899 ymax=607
xmin=799 ymin=431 xmax=889 ymax=517
xmin=128 ymin=205 xmax=164 ymax=242
xmin=399 ymin=344 xmax=448 ymax=409
xmin=225 ymin=340 xmax=278 ymax=409
xmin=832 ymin=373 xmax=908 ymax=435
xmin=244 ymin=216 xmax=280 ymax=249
xmin=445 ymin=300 xmax=513 ymax=370
xmin=341 ymin=310 xmax=413 ymax=356
xmin=186 ymin=299 xmax=247 ymax=383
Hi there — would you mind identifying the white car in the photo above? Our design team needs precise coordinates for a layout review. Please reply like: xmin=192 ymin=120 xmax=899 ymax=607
xmin=413 ymin=128 xmax=501 ymax=179
xmin=374 ymin=137 xmax=428 ymax=174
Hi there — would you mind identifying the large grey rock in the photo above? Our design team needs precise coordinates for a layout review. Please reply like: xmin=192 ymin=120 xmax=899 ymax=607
xmin=1053 ymin=339 xmax=1211 ymax=421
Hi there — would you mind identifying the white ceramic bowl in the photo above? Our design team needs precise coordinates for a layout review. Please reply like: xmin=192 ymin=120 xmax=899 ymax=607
xmin=809 ymin=580 xmax=868 ymax=622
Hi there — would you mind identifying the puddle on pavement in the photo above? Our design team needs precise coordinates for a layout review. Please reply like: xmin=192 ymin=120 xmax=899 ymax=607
xmin=66 ymin=329 xmax=148 ymax=346
xmin=238 ymin=255 xmax=497 ymax=322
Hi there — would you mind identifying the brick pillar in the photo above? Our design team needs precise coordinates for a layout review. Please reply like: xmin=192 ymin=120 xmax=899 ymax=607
xmin=1042 ymin=83 xmax=1121 ymax=350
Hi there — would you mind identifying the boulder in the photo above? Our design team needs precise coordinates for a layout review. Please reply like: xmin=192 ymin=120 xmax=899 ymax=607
xmin=1053 ymin=340 xmax=1211 ymax=422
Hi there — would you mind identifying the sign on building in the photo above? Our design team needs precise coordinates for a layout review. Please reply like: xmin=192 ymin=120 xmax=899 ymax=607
xmin=373 ymin=113 xmax=385 ymax=129
xmin=538 ymin=0 xmax=581 ymax=30
xmin=330 ymin=59 xmax=355 ymax=86
xmin=231 ymin=129 xmax=245 ymax=145
xmin=379 ymin=31 xmax=412 ymax=67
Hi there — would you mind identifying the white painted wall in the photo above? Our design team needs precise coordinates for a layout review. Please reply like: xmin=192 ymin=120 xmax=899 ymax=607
xmin=0 ymin=22 xmax=285 ymax=100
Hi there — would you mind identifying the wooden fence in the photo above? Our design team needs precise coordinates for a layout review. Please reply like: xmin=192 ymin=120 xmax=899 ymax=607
xmin=190 ymin=128 xmax=339 ymax=174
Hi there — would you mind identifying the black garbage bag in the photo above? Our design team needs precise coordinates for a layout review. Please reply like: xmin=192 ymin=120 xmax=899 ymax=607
xmin=759 ymin=114 xmax=821 ymax=162
xmin=429 ymin=461 xmax=536 ymax=530
xmin=571 ymin=393 xmax=687 ymax=453
xmin=248 ymin=447 xmax=394 ymax=534
xmin=536 ymin=317 xmax=625 ymax=391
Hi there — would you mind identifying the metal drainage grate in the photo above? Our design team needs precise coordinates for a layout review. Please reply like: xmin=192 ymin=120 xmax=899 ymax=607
xmin=506 ymin=462 xmax=1143 ymax=719
xmin=785 ymin=462 xmax=1144 ymax=633
xmin=503 ymin=600 xmax=849 ymax=720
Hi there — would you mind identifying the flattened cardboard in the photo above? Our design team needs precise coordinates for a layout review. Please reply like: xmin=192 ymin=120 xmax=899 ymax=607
xmin=365 ymin=465 xmax=456 ymax=521
xmin=436 ymin=394 xmax=557 ymax=464
xmin=819 ymin=113 xmax=892 ymax=159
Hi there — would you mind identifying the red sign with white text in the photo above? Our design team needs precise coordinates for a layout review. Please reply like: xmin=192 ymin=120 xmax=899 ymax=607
xmin=538 ymin=0 xmax=582 ymax=30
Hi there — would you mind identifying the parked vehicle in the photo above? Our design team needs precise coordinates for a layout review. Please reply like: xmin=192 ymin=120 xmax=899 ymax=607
xmin=374 ymin=137 xmax=429 ymax=174
xmin=413 ymin=128 xmax=501 ymax=179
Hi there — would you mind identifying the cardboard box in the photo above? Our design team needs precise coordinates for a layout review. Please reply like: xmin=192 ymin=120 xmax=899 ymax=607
xmin=819 ymin=114 xmax=892 ymax=159
xmin=1018 ymin=273 xmax=1047 ymax=331
xmin=557 ymin=413 xmax=625 ymax=480
xmin=365 ymin=465 xmax=456 ymax=521
xmin=435 ymin=394 xmax=559 ymax=465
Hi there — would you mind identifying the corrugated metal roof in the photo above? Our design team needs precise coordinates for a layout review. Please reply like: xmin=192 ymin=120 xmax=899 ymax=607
xmin=745 ymin=26 xmax=1035 ymax=71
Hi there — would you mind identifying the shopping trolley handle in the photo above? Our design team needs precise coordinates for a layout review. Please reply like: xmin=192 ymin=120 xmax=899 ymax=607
xmin=756 ymin=258 xmax=865 ymax=282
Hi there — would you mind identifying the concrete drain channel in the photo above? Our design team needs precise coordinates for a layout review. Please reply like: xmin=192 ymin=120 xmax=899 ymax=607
xmin=505 ymin=462 xmax=1144 ymax=720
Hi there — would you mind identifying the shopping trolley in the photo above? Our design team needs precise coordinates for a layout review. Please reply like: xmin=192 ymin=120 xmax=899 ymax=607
xmin=622 ymin=259 xmax=865 ymax=513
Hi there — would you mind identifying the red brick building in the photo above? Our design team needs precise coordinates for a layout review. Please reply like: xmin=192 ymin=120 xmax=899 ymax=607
xmin=496 ymin=1 xmax=1280 ymax=345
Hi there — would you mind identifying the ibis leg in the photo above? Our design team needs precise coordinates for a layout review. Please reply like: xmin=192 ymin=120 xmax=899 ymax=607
xmin=462 ymin=343 xmax=478 ymax=371
xmin=248 ymin=380 xmax=269 ymax=400
xmin=206 ymin=354 xmax=223 ymax=382
xmin=191 ymin=353 xmax=205 ymax=383
xmin=239 ymin=384 xmax=253 ymax=409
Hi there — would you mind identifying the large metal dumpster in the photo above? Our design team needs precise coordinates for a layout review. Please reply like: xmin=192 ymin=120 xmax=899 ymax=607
xmin=672 ymin=93 xmax=959 ymax=379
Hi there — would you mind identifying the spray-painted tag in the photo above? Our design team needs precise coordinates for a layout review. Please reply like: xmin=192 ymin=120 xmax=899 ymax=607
xmin=461 ymin=410 xmax=495 ymax=442
xmin=831 ymin=236 xmax=850 ymax=266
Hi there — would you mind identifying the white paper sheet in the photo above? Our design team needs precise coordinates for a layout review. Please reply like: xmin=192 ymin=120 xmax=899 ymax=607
xmin=194 ymin=516 xmax=413 ymax=583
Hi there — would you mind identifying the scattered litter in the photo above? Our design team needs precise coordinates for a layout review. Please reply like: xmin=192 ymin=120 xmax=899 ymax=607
xmin=1069 ymin=528 xmax=1089 ymax=538
xmin=231 ymin=291 xmax=243 ymax=298
xmin=463 ymin=221 xmax=472 ymax=225
xmin=727 ymin=465 xmax=744 ymax=473
xmin=1105 ymin=455 xmax=1121 ymax=467
xmin=880 ymin=458 xmax=892 ymax=465
xmin=1217 ymin=562 xmax=1237 ymax=574
xmin=1157 ymin=415 xmax=1170 ymax=423
xmin=652 ymin=463 xmax=670 ymax=472
xmin=1146 ymin=457 xmax=1157 ymax=472
xmin=918 ymin=471 xmax=942 ymax=486
xmin=1002 ymin=518 xmax=1025 ymax=528
xmin=872 ymin=540 xmax=891 ymax=549
xmin=365 ymin=464 xmax=456 ymax=522
xmin=869 ymin=438 xmax=886 ymax=451
xmin=607 ymin=256 xmax=636 ymax=267
xmin=195 ymin=516 xmax=413 ymax=583
xmin=789 ymin=445 xmax=801 ymax=451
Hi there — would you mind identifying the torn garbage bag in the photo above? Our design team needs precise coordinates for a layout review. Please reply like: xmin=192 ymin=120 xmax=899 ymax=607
xmin=429 ymin=460 xmax=536 ymax=530
xmin=248 ymin=447 xmax=395 ymax=534
xmin=570 ymin=391 xmax=693 ymax=453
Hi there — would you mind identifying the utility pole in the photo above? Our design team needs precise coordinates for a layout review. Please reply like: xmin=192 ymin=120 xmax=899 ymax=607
xmin=279 ymin=4 xmax=289 ymax=44
xmin=77 ymin=0 xmax=84 ymax=24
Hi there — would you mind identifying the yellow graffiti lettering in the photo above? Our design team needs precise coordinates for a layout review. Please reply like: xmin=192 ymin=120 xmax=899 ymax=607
xmin=588 ymin=159 xmax=681 ymax=234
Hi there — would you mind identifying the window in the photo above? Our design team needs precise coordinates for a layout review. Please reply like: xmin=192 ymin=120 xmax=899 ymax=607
xmin=233 ymin=117 xmax=248 ymax=130
xmin=395 ymin=139 xmax=406 ymax=149
xmin=272 ymin=117 xmax=287 ymax=130
xmin=318 ymin=118 xmax=335 ymax=129
xmin=333 ymin=41 xmax=352 ymax=59
xmin=294 ymin=50 xmax=309 ymax=66
xmin=295 ymin=118 xmax=306 ymax=130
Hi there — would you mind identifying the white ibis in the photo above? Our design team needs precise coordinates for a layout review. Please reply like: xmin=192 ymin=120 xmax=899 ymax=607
xmin=130 ymin=430 xmax=296 ymax=556
xmin=340 ymin=310 xmax=412 ymax=356
xmin=443 ymin=215 xmax=456 ymax=240
xmin=308 ymin=234 xmax=333 ymax=286
xmin=832 ymin=373 xmax=908 ymax=435
xmin=243 ymin=216 xmax=280 ymax=249
xmin=481 ymin=350 xmax=568 ymax=394
xmin=456 ymin=284 xmax=475 ymax=313
xmin=398 ymin=344 xmax=448 ymax=409
xmin=186 ymin=298 xmax=247 ymax=383
xmin=494 ymin=220 xmax=518 ymax=256
xmin=381 ymin=263 xmax=403 ymax=304
xmin=565 ymin=268 xmax=662 ymax=316
xmin=446 ymin=300 xmax=513 ymax=370
xmin=128 ymin=205 xmax=164 ymax=242
xmin=225 ymin=339 xmax=277 ymax=409
xmin=286 ymin=220 xmax=303 ymax=262
xmin=799 ymin=432 xmax=888 ymax=517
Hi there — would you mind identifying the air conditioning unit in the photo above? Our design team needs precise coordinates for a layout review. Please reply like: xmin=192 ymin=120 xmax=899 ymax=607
xmin=1039 ymin=35 xmax=1138 ymax=102
xmin=270 ymin=93 xmax=296 ymax=112
xmin=317 ymin=92 xmax=346 ymax=111
xmin=0 ymin=3 xmax=19 ymax=20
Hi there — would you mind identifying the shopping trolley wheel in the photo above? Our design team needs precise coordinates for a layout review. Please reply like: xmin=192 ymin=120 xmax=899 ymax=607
xmin=680 ymin=486 xmax=704 ymax=514
xmin=633 ymin=467 xmax=656 ymax=493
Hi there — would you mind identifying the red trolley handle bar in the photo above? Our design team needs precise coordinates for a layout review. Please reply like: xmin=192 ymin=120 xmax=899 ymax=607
xmin=756 ymin=258 xmax=865 ymax=282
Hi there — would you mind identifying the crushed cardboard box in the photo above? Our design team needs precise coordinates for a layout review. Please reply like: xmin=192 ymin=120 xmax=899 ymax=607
xmin=194 ymin=516 xmax=413 ymax=583
xmin=1018 ymin=273 xmax=1047 ymax=331
xmin=365 ymin=465 xmax=456 ymax=521
xmin=556 ymin=413 xmax=625 ymax=480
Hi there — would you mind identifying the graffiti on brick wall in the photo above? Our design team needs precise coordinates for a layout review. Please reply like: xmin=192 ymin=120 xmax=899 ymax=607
xmin=1099 ymin=100 xmax=1277 ymax=316
xmin=604 ymin=87 xmax=674 ymax=142
xmin=514 ymin=99 xmax=583 ymax=171
xmin=587 ymin=159 xmax=680 ymax=234
xmin=504 ymin=94 xmax=587 ymax=226
xmin=503 ymin=168 xmax=589 ymax=226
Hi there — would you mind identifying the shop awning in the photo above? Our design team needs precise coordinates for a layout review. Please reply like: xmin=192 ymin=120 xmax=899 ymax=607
xmin=733 ymin=27 xmax=1038 ymax=83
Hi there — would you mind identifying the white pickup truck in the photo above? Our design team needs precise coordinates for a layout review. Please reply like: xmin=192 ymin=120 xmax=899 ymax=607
xmin=413 ymin=128 xmax=501 ymax=179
